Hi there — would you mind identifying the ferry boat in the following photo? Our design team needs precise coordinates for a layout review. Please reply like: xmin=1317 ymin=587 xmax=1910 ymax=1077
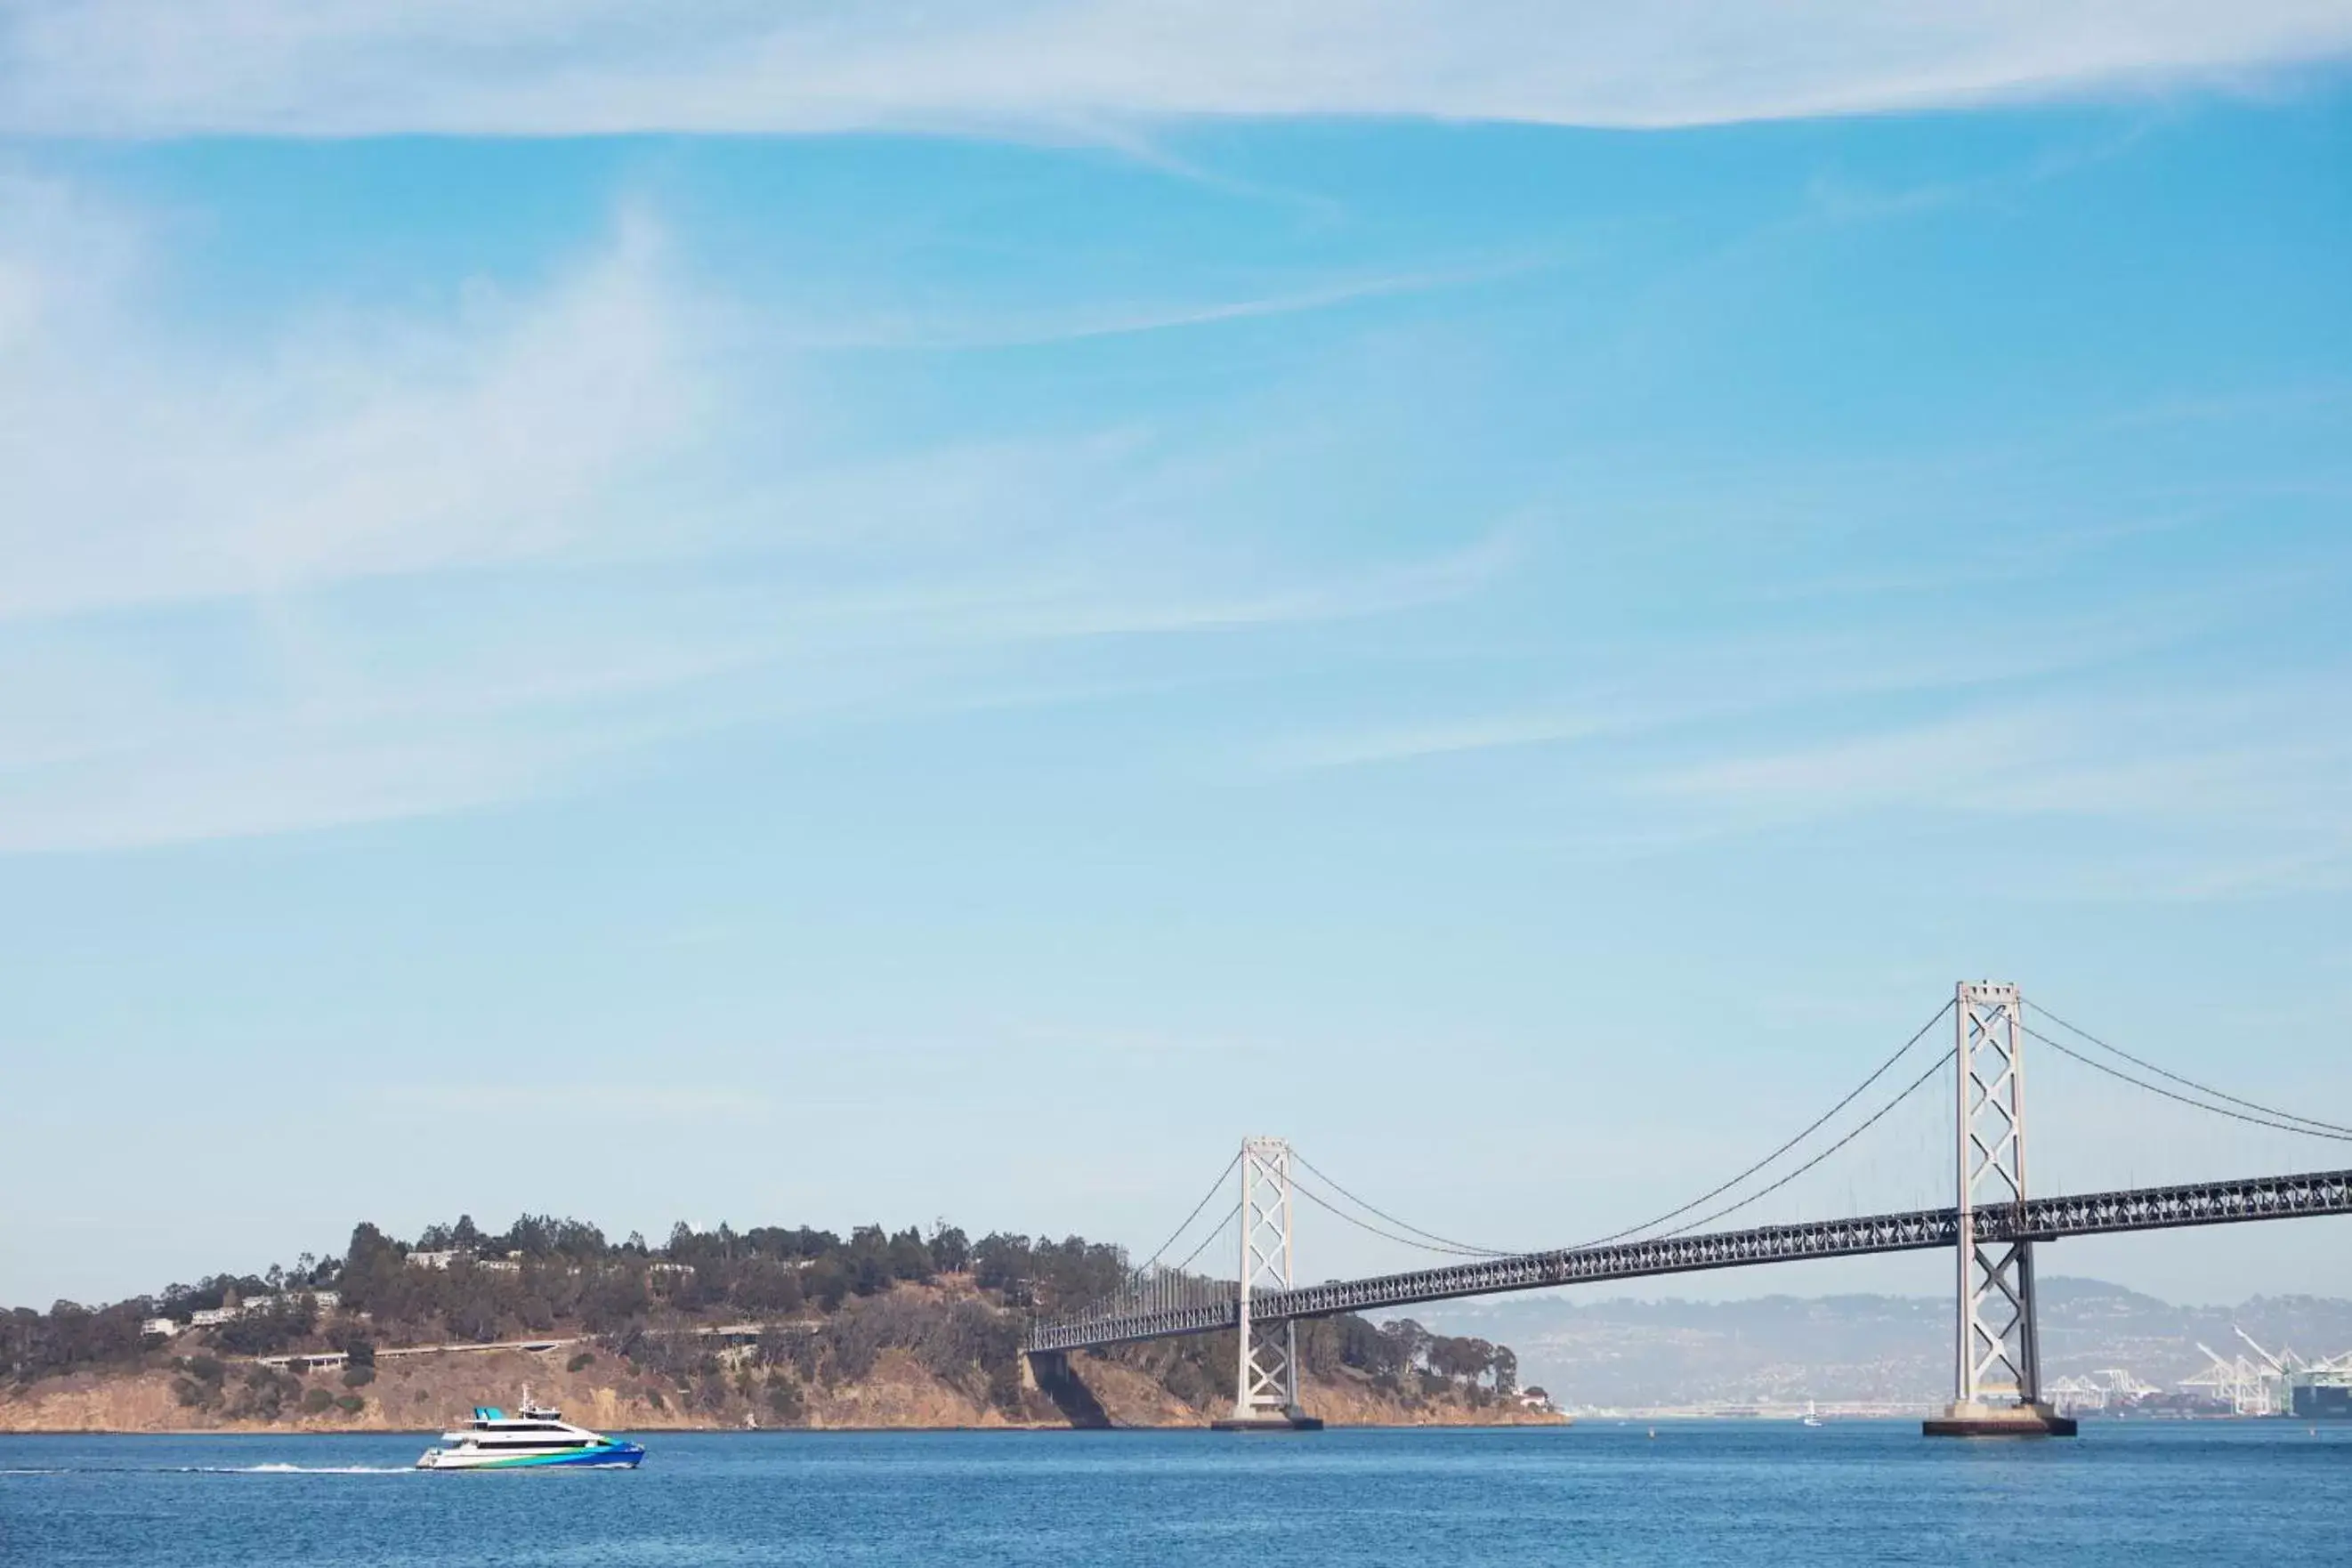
xmin=415 ymin=1395 xmax=644 ymax=1471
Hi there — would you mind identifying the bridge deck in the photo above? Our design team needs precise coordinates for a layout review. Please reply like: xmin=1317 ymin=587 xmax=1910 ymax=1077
xmin=1025 ymin=1167 xmax=2352 ymax=1354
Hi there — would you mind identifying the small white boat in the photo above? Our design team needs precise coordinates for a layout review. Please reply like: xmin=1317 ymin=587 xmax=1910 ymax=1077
xmin=1800 ymin=1401 xmax=1824 ymax=1427
xmin=416 ymin=1394 xmax=643 ymax=1471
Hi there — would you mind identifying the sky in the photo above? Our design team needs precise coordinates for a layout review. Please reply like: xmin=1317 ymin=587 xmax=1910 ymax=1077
xmin=3 ymin=4 xmax=2350 ymax=1312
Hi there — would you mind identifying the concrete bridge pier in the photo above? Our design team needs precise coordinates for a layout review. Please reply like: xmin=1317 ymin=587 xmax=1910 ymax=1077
xmin=1209 ymin=1318 xmax=1322 ymax=1430
xmin=1022 ymin=1349 xmax=1113 ymax=1428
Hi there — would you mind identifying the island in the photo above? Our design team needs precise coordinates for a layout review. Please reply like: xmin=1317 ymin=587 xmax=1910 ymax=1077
xmin=3 ymin=1214 xmax=1563 ymax=1433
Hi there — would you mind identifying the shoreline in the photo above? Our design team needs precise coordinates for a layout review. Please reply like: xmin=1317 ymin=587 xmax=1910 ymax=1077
xmin=2 ymin=1419 xmax=1571 ymax=1437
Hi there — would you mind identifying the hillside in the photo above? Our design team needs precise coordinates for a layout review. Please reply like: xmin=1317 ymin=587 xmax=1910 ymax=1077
xmin=0 ymin=1327 xmax=1555 ymax=1435
xmin=2 ymin=1214 xmax=1557 ymax=1433
xmin=1 ymin=1286 xmax=1556 ymax=1434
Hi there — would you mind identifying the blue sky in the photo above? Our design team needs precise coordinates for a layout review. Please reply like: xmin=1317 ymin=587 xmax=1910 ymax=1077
xmin=4 ymin=5 xmax=2351 ymax=1309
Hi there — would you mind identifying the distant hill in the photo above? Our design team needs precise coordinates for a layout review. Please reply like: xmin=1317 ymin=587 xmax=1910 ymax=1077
xmin=1392 ymin=1278 xmax=2352 ymax=1409
xmin=3 ymin=1211 xmax=1551 ymax=1432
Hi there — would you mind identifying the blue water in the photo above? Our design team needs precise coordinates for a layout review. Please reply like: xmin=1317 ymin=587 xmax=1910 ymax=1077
xmin=3 ymin=1423 xmax=2348 ymax=1565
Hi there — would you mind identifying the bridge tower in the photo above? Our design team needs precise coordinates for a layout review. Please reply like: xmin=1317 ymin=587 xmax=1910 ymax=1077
xmin=1926 ymin=981 xmax=2076 ymax=1437
xmin=1212 ymin=1136 xmax=1322 ymax=1430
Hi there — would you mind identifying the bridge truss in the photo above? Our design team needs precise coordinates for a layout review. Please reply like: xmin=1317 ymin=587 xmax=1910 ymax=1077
xmin=1024 ymin=1165 xmax=2352 ymax=1354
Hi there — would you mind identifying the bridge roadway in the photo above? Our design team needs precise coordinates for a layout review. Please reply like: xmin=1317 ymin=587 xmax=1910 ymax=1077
xmin=1025 ymin=1166 xmax=2352 ymax=1354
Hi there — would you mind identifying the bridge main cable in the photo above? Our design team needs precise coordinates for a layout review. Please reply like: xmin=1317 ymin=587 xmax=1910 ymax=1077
xmin=2025 ymin=1008 xmax=2352 ymax=1142
xmin=1654 ymin=1042 xmax=1952 ymax=1239
xmin=1261 ymin=1002 xmax=1965 ymax=1269
xmin=1128 ymin=1147 xmax=1244 ymax=1277
xmin=1572 ymin=998 xmax=1955 ymax=1249
xmin=1290 ymin=1155 xmax=1517 ymax=1257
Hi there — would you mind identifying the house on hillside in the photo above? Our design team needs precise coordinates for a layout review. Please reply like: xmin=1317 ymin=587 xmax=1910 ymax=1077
xmin=408 ymin=1247 xmax=523 ymax=1273
xmin=184 ymin=1290 xmax=339 ymax=1327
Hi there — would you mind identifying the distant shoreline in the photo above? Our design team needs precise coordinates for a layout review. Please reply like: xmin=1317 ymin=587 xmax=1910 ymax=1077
xmin=2 ymin=1420 xmax=1572 ymax=1437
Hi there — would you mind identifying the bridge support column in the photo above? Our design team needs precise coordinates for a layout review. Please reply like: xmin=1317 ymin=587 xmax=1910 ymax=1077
xmin=1023 ymin=1349 xmax=1114 ymax=1428
xmin=1212 ymin=1136 xmax=1322 ymax=1431
xmin=1927 ymin=981 xmax=2075 ymax=1438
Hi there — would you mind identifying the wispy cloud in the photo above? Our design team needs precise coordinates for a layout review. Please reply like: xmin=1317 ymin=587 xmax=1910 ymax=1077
xmin=0 ymin=174 xmax=703 ymax=622
xmin=1649 ymin=691 xmax=2352 ymax=827
xmin=1265 ymin=709 xmax=1614 ymax=772
xmin=1650 ymin=708 xmax=2059 ymax=812
xmin=0 ymin=173 xmax=1510 ymax=853
xmin=4 ymin=2 xmax=2349 ymax=138
xmin=1638 ymin=685 xmax=2352 ymax=897
xmin=765 ymin=259 xmax=1556 ymax=353
xmin=1253 ymin=602 xmax=2185 ymax=778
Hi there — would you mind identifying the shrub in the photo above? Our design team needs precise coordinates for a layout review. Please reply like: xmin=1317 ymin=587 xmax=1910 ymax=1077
xmin=224 ymin=1369 xmax=295 ymax=1421
xmin=764 ymin=1378 xmax=805 ymax=1427
xmin=302 ymin=1387 xmax=335 ymax=1415
xmin=334 ymin=1394 xmax=365 ymax=1416
xmin=341 ymin=1366 xmax=375 ymax=1388
xmin=567 ymin=1350 xmax=595 ymax=1373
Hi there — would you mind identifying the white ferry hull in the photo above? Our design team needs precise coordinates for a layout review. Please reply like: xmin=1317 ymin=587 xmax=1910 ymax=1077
xmin=415 ymin=1400 xmax=644 ymax=1471
xmin=416 ymin=1441 xmax=643 ymax=1471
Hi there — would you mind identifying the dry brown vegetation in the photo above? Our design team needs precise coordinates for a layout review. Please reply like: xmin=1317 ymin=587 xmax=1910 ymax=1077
xmin=3 ymin=1281 xmax=1560 ymax=1434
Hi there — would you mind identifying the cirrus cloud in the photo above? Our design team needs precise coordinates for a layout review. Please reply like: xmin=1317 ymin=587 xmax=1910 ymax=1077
xmin=4 ymin=1 xmax=2351 ymax=139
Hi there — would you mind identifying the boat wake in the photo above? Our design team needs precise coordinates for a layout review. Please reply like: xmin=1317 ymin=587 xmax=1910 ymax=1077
xmin=4 ymin=1464 xmax=413 ymax=1476
xmin=187 ymin=1463 xmax=416 ymax=1475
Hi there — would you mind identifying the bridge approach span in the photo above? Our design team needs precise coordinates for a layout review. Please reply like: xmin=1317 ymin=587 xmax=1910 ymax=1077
xmin=1025 ymin=1165 xmax=2352 ymax=1354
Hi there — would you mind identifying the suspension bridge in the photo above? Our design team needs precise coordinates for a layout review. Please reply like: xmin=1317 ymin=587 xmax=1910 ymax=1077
xmin=1022 ymin=982 xmax=2352 ymax=1435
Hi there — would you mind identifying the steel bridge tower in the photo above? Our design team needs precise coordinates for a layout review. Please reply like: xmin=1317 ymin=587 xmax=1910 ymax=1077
xmin=1212 ymin=1136 xmax=1322 ymax=1430
xmin=1926 ymin=981 xmax=2076 ymax=1436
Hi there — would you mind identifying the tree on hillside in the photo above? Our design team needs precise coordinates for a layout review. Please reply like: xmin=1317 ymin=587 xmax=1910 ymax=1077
xmin=846 ymin=1226 xmax=893 ymax=1297
xmin=928 ymin=1223 xmax=971 ymax=1274
xmin=1029 ymin=1236 xmax=1126 ymax=1310
xmin=338 ymin=1223 xmax=408 ymax=1320
xmin=734 ymin=1262 xmax=805 ymax=1316
xmin=576 ymin=1267 xmax=648 ymax=1334
xmin=886 ymin=1228 xmax=935 ymax=1285
xmin=502 ymin=1214 xmax=608 ymax=1261
xmin=970 ymin=1233 xmax=1031 ymax=1294
xmin=802 ymin=1257 xmax=852 ymax=1313
xmin=213 ymin=1297 xmax=317 ymax=1357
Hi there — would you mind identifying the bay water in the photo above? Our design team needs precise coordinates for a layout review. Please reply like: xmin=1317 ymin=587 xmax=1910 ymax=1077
xmin=4 ymin=1422 xmax=2346 ymax=1565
